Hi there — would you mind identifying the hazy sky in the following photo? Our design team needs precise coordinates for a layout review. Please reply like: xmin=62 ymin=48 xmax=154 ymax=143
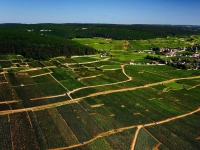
xmin=0 ymin=0 xmax=200 ymax=25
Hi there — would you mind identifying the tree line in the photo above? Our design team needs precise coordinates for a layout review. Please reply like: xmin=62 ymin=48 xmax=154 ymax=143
xmin=1 ymin=23 xmax=200 ymax=40
xmin=1 ymin=23 xmax=200 ymax=60
xmin=0 ymin=30 xmax=96 ymax=60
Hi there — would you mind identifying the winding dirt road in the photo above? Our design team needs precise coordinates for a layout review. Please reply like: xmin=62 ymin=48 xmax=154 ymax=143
xmin=67 ymin=65 xmax=132 ymax=96
xmin=1 ymin=75 xmax=200 ymax=116
xmin=1 ymin=63 xmax=200 ymax=150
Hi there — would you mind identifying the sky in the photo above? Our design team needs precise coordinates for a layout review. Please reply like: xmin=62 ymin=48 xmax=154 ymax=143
xmin=0 ymin=0 xmax=200 ymax=25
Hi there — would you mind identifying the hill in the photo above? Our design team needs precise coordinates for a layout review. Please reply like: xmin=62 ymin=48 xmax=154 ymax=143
xmin=1 ymin=23 xmax=200 ymax=40
xmin=0 ymin=29 xmax=96 ymax=60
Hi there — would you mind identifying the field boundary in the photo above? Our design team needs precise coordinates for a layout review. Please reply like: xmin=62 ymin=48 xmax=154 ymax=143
xmin=1 ymin=75 xmax=200 ymax=115
xmin=47 ymin=107 xmax=200 ymax=150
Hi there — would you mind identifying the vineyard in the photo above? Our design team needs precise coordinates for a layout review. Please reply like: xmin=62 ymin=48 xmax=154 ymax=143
xmin=0 ymin=53 xmax=200 ymax=150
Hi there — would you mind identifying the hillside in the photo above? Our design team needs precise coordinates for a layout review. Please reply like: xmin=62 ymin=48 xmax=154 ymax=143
xmin=0 ymin=24 xmax=200 ymax=149
xmin=0 ymin=54 xmax=200 ymax=149
xmin=1 ymin=23 xmax=200 ymax=40
xmin=0 ymin=30 xmax=96 ymax=60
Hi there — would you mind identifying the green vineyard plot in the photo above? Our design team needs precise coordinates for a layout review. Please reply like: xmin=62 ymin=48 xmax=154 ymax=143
xmin=0 ymin=52 xmax=200 ymax=150
xmin=146 ymin=112 xmax=200 ymax=150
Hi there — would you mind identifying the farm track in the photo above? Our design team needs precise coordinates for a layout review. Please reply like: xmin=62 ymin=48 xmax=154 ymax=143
xmin=48 ymin=107 xmax=200 ymax=150
xmin=49 ymin=74 xmax=69 ymax=91
xmin=143 ymin=128 xmax=164 ymax=150
xmin=0 ymin=82 xmax=8 ymax=84
xmin=30 ymin=72 xmax=52 ymax=78
xmin=187 ymin=84 xmax=200 ymax=90
xmin=1 ymin=62 xmax=200 ymax=149
xmin=130 ymin=125 xmax=142 ymax=150
xmin=0 ymin=100 xmax=20 ymax=104
xmin=68 ymin=65 xmax=132 ymax=96
xmin=66 ymin=57 xmax=109 ymax=66
xmin=1 ymin=75 xmax=200 ymax=115
xmin=77 ymin=74 xmax=102 ymax=81
xmin=30 ymin=94 xmax=66 ymax=101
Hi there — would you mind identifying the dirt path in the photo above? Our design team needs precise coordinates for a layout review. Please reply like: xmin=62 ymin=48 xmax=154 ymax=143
xmin=49 ymin=74 xmax=73 ymax=99
xmin=78 ymin=74 xmax=102 ymax=81
xmin=145 ymin=107 xmax=200 ymax=127
xmin=152 ymin=142 xmax=162 ymax=150
xmin=48 ymin=107 xmax=200 ymax=150
xmin=68 ymin=66 xmax=200 ymax=98
xmin=30 ymin=94 xmax=66 ymax=101
xmin=187 ymin=84 xmax=200 ymax=90
xmin=68 ymin=65 xmax=132 ymax=96
xmin=0 ymin=100 xmax=20 ymax=104
xmin=66 ymin=57 xmax=109 ymax=66
xmin=30 ymin=72 xmax=52 ymax=78
xmin=0 ymin=82 xmax=8 ymax=84
xmin=143 ymin=128 xmax=164 ymax=150
xmin=1 ymin=76 xmax=200 ymax=116
xmin=130 ymin=125 xmax=142 ymax=150
xmin=121 ymin=65 xmax=132 ymax=80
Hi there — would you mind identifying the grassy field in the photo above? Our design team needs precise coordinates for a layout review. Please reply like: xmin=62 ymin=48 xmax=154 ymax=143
xmin=74 ymin=35 xmax=200 ymax=52
xmin=129 ymin=35 xmax=200 ymax=50
xmin=73 ymin=38 xmax=127 ymax=50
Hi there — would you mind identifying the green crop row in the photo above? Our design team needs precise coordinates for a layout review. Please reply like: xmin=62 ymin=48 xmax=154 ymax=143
xmin=27 ymin=68 xmax=51 ymax=76
xmin=0 ymin=61 xmax=13 ymax=68
xmin=57 ymin=105 xmax=94 ymax=143
xmin=0 ymin=83 xmax=16 ymax=101
xmin=0 ymin=115 xmax=12 ymax=150
xmin=27 ymin=61 xmax=45 ymax=68
xmin=146 ymin=112 xmax=200 ymax=150
xmin=10 ymin=112 xmax=39 ymax=149
xmin=34 ymin=110 xmax=67 ymax=148
xmin=6 ymin=72 xmax=34 ymax=86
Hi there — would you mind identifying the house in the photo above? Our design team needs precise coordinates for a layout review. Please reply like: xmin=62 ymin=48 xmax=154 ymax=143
xmin=27 ymin=29 xmax=33 ymax=32
xmin=165 ymin=52 xmax=175 ymax=57
xmin=129 ymin=61 xmax=134 ymax=65
xmin=192 ymin=53 xmax=200 ymax=58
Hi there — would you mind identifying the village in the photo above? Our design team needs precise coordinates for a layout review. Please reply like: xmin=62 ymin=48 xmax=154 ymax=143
xmin=132 ymin=45 xmax=200 ymax=69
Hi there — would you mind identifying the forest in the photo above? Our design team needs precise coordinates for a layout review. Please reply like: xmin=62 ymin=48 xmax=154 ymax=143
xmin=0 ymin=30 xmax=96 ymax=60
xmin=0 ymin=23 xmax=200 ymax=60
xmin=1 ymin=23 xmax=200 ymax=40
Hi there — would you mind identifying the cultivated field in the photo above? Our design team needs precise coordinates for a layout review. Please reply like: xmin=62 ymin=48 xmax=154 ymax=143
xmin=0 ymin=38 xmax=200 ymax=150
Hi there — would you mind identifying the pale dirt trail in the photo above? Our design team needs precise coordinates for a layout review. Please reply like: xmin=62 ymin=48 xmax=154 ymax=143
xmin=130 ymin=125 xmax=142 ymax=150
xmin=187 ymin=84 xmax=200 ymax=90
xmin=48 ymin=107 xmax=200 ymax=150
xmin=0 ymin=82 xmax=8 ymax=84
xmin=1 ymin=64 xmax=200 ymax=149
xmin=0 ymin=100 xmax=20 ymax=104
xmin=66 ymin=57 xmax=109 ymax=66
xmin=152 ymin=142 xmax=162 ymax=150
xmin=1 ymin=76 xmax=200 ymax=116
xmin=30 ymin=72 xmax=52 ymax=78
xmin=30 ymin=94 xmax=66 ymax=101
xmin=77 ymin=74 xmax=102 ymax=81
xmin=49 ymin=74 xmax=73 ymax=99
xmin=68 ymin=65 xmax=132 ymax=96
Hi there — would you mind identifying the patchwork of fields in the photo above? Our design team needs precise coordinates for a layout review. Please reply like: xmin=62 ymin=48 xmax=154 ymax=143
xmin=0 ymin=53 xmax=200 ymax=150
xmin=74 ymin=35 xmax=200 ymax=51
